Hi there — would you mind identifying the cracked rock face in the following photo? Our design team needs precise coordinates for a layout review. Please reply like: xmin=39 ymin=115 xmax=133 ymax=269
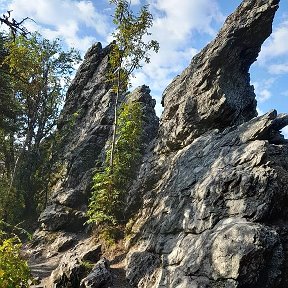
xmin=125 ymin=0 xmax=288 ymax=287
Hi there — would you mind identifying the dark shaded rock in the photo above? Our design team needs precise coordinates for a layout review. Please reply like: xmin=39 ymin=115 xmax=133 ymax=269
xmin=50 ymin=233 xmax=76 ymax=253
xmin=126 ymin=251 xmax=161 ymax=287
xmin=37 ymin=42 xmax=114 ymax=232
xmin=29 ymin=41 xmax=159 ymax=287
xmin=38 ymin=203 xmax=86 ymax=232
xmin=82 ymin=245 xmax=102 ymax=263
xmin=128 ymin=85 xmax=159 ymax=149
xmin=80 ymin=258 xmax=112 ymax=288
xmin=39 ymin=43 xmax=159 ymax=231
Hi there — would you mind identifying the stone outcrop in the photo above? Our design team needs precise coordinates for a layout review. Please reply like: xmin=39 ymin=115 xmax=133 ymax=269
xmin=158 ymin=0 xmax=278 ymax=152
xmin=38 ymin=43 xmax=159 ymax=232
xmin=29 ymin=38 xmax=158 ymax=287
xmin=39 ymin=42 xmax=114 ymax=231
xmin=126 ymin=111 xmax=288 ymax=287
xmin=49 ymin=239 xmax=102 ymax=287
xmin=124 ymin=0 xmax=288 ymax=287
xmin=80 ymin=258 xmax=112 ymax=288
xmin=28 ymin=0 xmax=288 ymax=287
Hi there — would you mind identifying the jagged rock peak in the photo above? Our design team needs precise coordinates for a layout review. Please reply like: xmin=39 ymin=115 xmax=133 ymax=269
xmin=39 ymin=42 xmax=115 ymax=231
xmin=29 ymin=41 xmax=159 ymax=286
xmin=158 ymin=0 xmax=280 ymax=152
xmin=38 ymin=42 xmax=159 ymax=232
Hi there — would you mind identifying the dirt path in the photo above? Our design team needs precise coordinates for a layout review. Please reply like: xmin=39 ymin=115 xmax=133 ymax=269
xmin=110 ymin=253 xmax=133 ymax=288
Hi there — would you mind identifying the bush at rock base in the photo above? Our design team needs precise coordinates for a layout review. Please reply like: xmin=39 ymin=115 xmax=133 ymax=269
xmin=0 ymin=231 xmax=34 ymax=288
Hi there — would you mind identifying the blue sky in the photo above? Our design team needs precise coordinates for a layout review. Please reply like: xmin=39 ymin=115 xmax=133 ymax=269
xmin=1 ymin=0 xmax=288 ymax=135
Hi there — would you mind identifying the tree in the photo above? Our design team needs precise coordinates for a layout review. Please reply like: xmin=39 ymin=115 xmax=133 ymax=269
xmin=0 ymin=33 xmax=23 ymax=224
xmin=108 ymin=0 xmax=159 ymax=174
xmin=88 ymin=0 xmax=159 ymax=236
xmin=0 ymin=221 xmax=33 ymax=287
xmin=0 ymin=32 xmax=81 ymax=224
xmin=0 ymin=11 xmax=29 ymax=38
xmin=87 ymin=101 xmax=143 ymax=229
xmin=4 ymin=32 xmax=81 ymax=152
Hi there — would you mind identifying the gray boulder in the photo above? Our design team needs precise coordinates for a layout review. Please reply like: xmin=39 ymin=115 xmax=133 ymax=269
xmin=80 ymin=258 xmax=112 ymax=288
xmin=49 ymin=238 xmax=102 ymax=287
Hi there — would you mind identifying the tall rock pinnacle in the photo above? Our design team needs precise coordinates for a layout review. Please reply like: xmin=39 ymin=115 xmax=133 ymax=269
xmin=38 ymin=43 xmax=158 ymax=232
xmin=158 ymin=0 xmax=280 ymax=152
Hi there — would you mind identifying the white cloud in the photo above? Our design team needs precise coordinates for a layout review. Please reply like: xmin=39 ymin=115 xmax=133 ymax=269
xmin=149 ymin=0 xmax=224 ymax=39
xmin=253 ymin=78 xmax=275 ymax=103
xmin=257 ymin=107 xmax=265 ymax=116
xmin=258 ymin=20 xmax=288 ymax=63
xmin=281 ymin=90 xmax=288 ymax=97
xmin=258 ymin=89 xmax=271 ymax=102
xmin=128 ymin=0 xmax=224 ymax=112
xmin=282 ymin=126 xmax=288 ymax=139
xmin=1 ymin=0 xmax=224 ymax=113
xmin=268 ymin=63 xmax=288 ymax=74
xmin=130 ymin=0 xmax=141 ymax=5
xmin=3 ymin=0 xmax=110 ymax=53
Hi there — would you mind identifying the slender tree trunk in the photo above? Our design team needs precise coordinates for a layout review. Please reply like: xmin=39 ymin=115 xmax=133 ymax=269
xmin=109 ymin=68 xmax=121 ymax=174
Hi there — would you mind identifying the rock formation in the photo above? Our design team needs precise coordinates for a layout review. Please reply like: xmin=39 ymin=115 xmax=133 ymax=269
xmin=39 ymin=42 xmax=114 ymax=232
xmin=28 ymin=36 xmax=158 ymax=288
xmin=124 ymin=0 xmax=288 ymax=287
xmin=28 ymin=0 xmax=288 ymax=287
xmin=38 ymin=43 xmax=158 ymax=232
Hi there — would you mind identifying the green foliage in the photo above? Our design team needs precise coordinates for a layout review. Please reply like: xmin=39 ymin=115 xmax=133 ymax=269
xmin=3 ymin=32 xmax=81 ymax=149
xmin=81 ymin=260 xmax=94 ymax=271
xmin=0 ymin=175 xmax=24 ymax=224
xmin=0 ymin=31 xmax=81 ymax=226
xmin=0 ymin=231 xmax=33 ymax=287
xmin=107 ymin=0 xmax=158 ymax=180
xmin=88 ymin=0 xmax=158 ymax=241
xmin=108 ymin=0 xmax=159 ymax=92
xmin=0 ymin=35 xmax=17 ymax=134
xmin=87 ymin=101 xmax=143 ymax=229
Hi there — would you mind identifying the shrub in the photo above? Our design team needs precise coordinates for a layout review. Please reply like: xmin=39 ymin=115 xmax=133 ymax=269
xmin=87 ymin=101 xmax=143 ymax=232
xmin=0 ymin=233 xmax=33 ymax=288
